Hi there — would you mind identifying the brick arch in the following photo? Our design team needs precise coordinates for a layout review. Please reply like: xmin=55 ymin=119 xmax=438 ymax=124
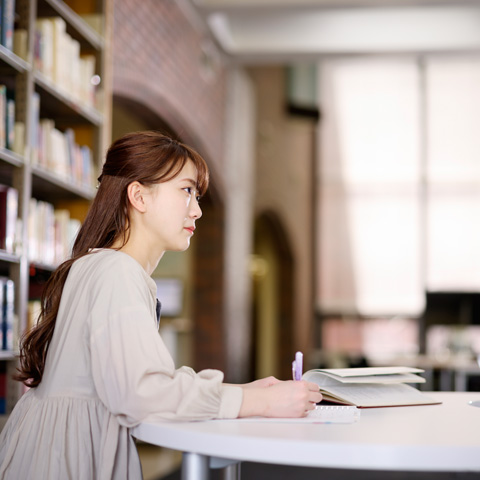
xmin=111 ymin=92 xmax=227 ymax=372
xmin=112 ymin=86 xmax=226 ymax=201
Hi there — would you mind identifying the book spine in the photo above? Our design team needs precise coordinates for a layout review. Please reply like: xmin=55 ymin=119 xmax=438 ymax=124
xmin=12 ymin=121 xmax=24 ymax=156
xmin=0 ymin=84 xmax=6 ymax=149
xmin=27 ymin=300 xmax=41 ymax=332
xmin=29 ymin=198 xmax=77 ymax=266
xmin=67 ymin=218 xmax=81 ymax=255
xmin=0 ymin=184 xmax=17 ymax=253
xmin=44 ymin=202 xmax=55 ymax=265
xmin=30 ymin=92 xmax=40 ymax=165
xmin=50 ymin=17 xmax=67 ymax=89
xmin=0 ymin=362 xmax=6 ymax=414
xmin=80 ymin=54 xmax=96 ymax=107
xmin=5 ymin=94 xmax=14 ymax=151
xmin=64 ymin=128 xmax=75 ymax=178
xmin=81 ymin=145 xmax=93 ymax=187
xmin=2 ymin=278 xmax=14 ymax=351
xmin=13 ymin=29 xmax=28 ymax=61
xmin=27 ymin=197 xmax=37 ymax=261
xmin=0 ymin=187 xmax=7 ymax=251
xmin=4 ymin=185 xmax=17 ymax=253
xmin=35 ymin=17 xmax=96 ymax=107
xmin=1 ymin=0 xmax=15 ymax=51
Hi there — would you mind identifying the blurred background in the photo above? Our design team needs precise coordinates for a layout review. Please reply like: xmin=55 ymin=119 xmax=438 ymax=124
xmin=111 ymin=0 xmax=480 ymax=391
xmin=7 ymin=0 xmax=479 ymax=478
xmin=113 ymin=2 xmax=480 ymax=476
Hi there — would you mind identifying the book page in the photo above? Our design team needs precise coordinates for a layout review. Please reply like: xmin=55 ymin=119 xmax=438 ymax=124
xmin=321 ymin=383 xmax=441 ymax=408
xmin=303 ymin=367 xmax=425 ymax=385
xmin=319 ymin=366 xmax=424 ymax=377
xmin=325 ymin=373 xmax=425 ymax=384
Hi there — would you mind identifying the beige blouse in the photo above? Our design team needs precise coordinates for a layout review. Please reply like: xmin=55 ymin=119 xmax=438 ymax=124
xmin=0 ymin=249 xmax=243 ymax=479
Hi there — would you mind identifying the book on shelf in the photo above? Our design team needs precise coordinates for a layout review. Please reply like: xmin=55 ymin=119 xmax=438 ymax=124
xmin=1 ymin=0 xmax=15 ymax=52
xmin=13 ymin=29 xmax=28 ymax=61
xmin=33 ymin=115 xmax=95 ymax=188
xmin=0 ymin=85 xmax=14 ymax=151
xmin=28 ymin=198 xmax=55 ymax=265
xmin=1 ymin=277 xmax=14 ymax=351
xmin=53 ymin=209 xmax=80 ymax=265
xmin=80 ymin=14 xmax=104 ymax=35
xmin=0 ymin=362 xmax=6 ymax=414
xmin=12 ymin=121 xmax=24 ymax=156
xmin=79 ymin=54 xmax=96 ymax=107
xmin=28 ymin=199 xmax=81 ymax=266
xmin=0 ymin=84 xmax=5 ymax=149
xmin=30 ymin=92 xmax=40 ymax=165
xmin=5 ymin=91 xmax=15 ymax=151
xmin=50 ymin=16 xmax=68 ymax=91
xmin=0 ymin=276 xmax=14 ymax=352
xmin=27 ymin=300 xmax=41 ymax=332
xmin=303 ymin=366 xmax=442 ymax=408
xmin=0 ymin=184 xmax=18 ymax=254
xmin=34 ymin=17 xmax=97 ymax=107
xmin=35 ymin=116 xmax=95 ymax=187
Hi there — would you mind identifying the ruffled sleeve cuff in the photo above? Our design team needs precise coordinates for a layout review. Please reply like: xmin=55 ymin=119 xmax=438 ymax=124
xmin=217 ymin=385 xmax=243 ymax=419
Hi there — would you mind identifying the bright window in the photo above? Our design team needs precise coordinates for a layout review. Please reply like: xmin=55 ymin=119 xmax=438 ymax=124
xmin=317 ymin=56 xmax=480 ymax=317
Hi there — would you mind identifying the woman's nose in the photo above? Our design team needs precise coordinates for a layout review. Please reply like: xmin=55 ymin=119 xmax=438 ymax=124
xmin=191 ymin=197 xmax=202 ymax=219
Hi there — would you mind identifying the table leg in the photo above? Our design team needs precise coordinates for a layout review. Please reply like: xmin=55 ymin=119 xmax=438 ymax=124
xmin=181 ymin=452 xmax=210 ymax=480
xmin=220 ymin=461 xmax=241 ymax=480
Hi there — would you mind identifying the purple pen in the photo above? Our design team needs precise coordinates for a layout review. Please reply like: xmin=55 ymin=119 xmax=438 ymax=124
xmin=294 ymin=351 xmax=303 ymax=381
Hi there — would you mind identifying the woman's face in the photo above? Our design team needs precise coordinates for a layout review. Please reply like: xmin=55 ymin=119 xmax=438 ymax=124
xmin=144 ymin=160 xmax=203 ymax=253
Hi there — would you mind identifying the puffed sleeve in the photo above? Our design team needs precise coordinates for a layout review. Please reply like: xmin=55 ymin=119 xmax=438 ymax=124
xmin=88 ymin=254 xmax=243 ymax=427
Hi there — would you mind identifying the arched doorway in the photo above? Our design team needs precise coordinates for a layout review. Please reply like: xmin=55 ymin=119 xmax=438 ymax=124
xmin=251 ymin=212 xmax=294 ymax=380
xmin=111 ymin=95 xmax=226 ymax=372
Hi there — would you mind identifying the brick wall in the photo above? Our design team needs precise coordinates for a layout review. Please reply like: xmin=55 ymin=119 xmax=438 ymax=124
xmin=112 ymin=0 xmax=227 ymax=176
xmin=192 ymin=194 xmax=226 ymax=373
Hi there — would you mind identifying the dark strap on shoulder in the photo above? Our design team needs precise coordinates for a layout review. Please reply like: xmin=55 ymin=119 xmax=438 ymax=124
xmin=156 ymin=299 xmax=162 ymax=329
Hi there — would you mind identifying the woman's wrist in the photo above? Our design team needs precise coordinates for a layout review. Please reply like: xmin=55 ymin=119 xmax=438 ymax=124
xmin=238 ymin=388 xmax=267 ymax=418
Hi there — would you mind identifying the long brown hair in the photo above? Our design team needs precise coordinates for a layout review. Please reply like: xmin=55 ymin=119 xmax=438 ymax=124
xmin=15 ymin=131 xmax=209 ymax=387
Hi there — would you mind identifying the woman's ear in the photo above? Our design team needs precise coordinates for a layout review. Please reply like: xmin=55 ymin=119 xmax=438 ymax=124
xmin=127 ymin=181 xmax=147 ymax=213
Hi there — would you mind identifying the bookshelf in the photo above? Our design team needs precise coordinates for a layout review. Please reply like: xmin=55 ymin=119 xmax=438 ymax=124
xmin=0 ymin=0 xmax=111 ymax=428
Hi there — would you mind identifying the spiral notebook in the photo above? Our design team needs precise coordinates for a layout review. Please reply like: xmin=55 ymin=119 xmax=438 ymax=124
xmin=219 ymin=406 xmax=360 ymax=424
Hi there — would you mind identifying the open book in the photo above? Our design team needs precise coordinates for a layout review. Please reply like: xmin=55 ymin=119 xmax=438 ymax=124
xmin=303 ymin=366 xmax=441 ymax=408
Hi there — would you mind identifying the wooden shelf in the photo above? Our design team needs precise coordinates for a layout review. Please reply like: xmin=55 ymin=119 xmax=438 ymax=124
xmin=31 ymin=165 xmax=96 ymax=202
xmin=0 ymin=351 xmax=16 ymax=360
xmin=0 ymin=149 xmax=25 ymax=168
xmin=0 ymin=251 xmax=20 ymax=265
xmin=34 ymin=71 xmax=103 ymax=126
xmin=0 ymin=46 xmax=30 ymax=74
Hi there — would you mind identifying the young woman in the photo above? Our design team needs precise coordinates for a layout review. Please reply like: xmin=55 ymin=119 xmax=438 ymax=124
xmin=0 ymin=131 xmax=322 ymax=479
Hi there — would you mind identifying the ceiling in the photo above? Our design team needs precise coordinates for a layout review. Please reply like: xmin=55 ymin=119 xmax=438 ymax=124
xmin=187 ymin=0 xmax=480 ymax=63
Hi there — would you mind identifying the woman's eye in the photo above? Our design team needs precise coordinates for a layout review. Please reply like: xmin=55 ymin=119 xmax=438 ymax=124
xmin=183 ymin=187 xmax=200 ymax=202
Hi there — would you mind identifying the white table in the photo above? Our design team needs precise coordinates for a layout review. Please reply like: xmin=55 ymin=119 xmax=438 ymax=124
xmin=132 ymin=392 xmax=480 ymax=480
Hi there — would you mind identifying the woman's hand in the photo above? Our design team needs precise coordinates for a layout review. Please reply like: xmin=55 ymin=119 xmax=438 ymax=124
xmin=240 ymin=376 xmax=281 ymax=389
xmin=238 ymin=380 xmax=322 ymax=418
